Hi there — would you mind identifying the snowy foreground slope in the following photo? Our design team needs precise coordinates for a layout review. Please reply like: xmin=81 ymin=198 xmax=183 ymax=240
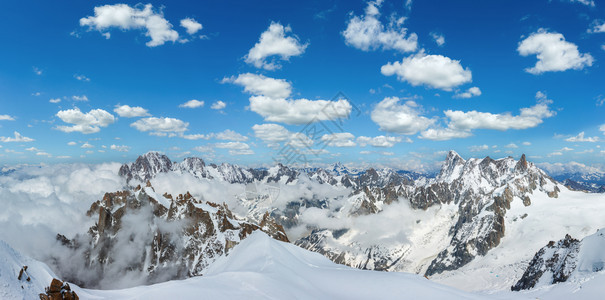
xmin=2 ymin=232 xmax=604 ymax=299
xmin=0 ymin=240 xmax=57 ymax=300
xmin=76 ymin=231 xmax=485 ymax=299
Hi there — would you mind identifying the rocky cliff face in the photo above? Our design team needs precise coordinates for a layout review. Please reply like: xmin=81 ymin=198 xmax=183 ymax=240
xmin=512 ymin=228 xmax=605 ymax=291
xmin=115 ymin=151 xmax=563 ymax=279
xmin=56 ymin=182 xmax=288 ymax=288
xmin=295 ymin=151 xmax=561 ymax=277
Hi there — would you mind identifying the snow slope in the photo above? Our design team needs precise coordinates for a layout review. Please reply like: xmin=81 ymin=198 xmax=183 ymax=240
xmin=78 ymin=231 xmax=486 ymax=300
xmin=0 ymin=240 xmax=56 ymax=300
xmin=432 ymin=187 xmax=605 ymax=291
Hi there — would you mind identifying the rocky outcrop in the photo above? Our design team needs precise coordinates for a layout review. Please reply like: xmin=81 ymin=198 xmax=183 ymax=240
xmin=512 ymin=228 xmax=605 ymax=291
xmin=512 ymin=234 xmax=581 ymax=291
xmin=56 ymin=183 xmax=288 ymax=288
xmin=39 ymin=278 xmax=78 ymax=300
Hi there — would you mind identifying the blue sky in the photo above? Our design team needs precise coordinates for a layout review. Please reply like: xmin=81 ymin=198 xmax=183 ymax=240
xmin=0 ymin=0 xmax=604 ymax=172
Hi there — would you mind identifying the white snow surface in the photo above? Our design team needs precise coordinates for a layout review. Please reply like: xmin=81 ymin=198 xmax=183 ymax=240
xmin=74 ymin=231 xmax=485 ymax=299
xmin=0 ymin=240 xmax=57 ymax=300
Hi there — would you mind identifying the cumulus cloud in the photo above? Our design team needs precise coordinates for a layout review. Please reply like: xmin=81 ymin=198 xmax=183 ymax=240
xmin=211 ymin=101 xmax=226 ymax=110
xmin=74 ymin=74 xmax=90 ymax=82
xmin=249 ymin=96 xmax=352 ymax=125
xmin=180 ymin=18 xmax=202 ymax=35
xmin=517 ymin=29 xmax=593 ymax=74
xmin=469 ymin=144 xmax=489 ymax=152
xmin=55 ymin=108 xmax=116 ymax=134
xmin=342 ymin=0 xmax=417 ymax=52
xmin=110 ymin=144 xmax=131 ymax=152
xmin=566 ymin=132 xmax=600 ymax=142
xmin=565 ymin=0 xmax=595 ymax=7
xmin=357 ymin=135 xmax=402 ymax=147
xmin=49 ymin=98 xmax=61 ymax=104
xmin=179 ymin=99 xmax=204 ymax=108
xmin=381 ymin=51 xmax=472 ymax=90
xmin=215 ymin=142 xmax=254 ymax=155
xmin=67 ymin=142 xmax=77 ymax=146
xmin=600 ymin=124 xmax=605 ymax=134
xmin=222 ymin=73 xmax=292 ymax=99
xmin=182 ymin=129 xmax=248 ymax=141
xmin=72 ymin=95 xmax=88 ymax=101
xmin=1 ymin=131 xmax=34 ymax=142
xmin=321 ymin=133 xmax=356 ymax=147
xmin=80 ymin=4 xmax=179 ymax=47
xmin=370 ymin=97 xmax=434 ymax=134
xmin=131 ymin=117 xmax=189 ymax=135
xmin=430 ymin=32 xmax=445 ymax=46
xmin=81 ymin=142 xmax=94 ymax=149
xmin=420 ymin=95 xmax=555 ymax=140
xmin=589 ymin=21 xmax=605 ymax=33
xmin=252 ymin=123 xmax=292 ymax=145
xmin=245 ymin=22 xmax=308 ymax=70
xmin=114 ymin=105 xmax=150 ymax=117
xmin=0 ymin=114 xmax=15 ymax=121
xmin=213 ymin=129 xmax=248 ymax=141
xmin=454 ymin=86 xmax=481 ymax=99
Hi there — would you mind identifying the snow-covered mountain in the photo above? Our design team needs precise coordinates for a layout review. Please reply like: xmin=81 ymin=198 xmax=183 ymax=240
xmin=512 ymin=228 xmax=605 ymax=291
xmin=51 ymin=182 xmax=288 ymax=289
xmin=113 ymin=151 xmax=605 ymax=287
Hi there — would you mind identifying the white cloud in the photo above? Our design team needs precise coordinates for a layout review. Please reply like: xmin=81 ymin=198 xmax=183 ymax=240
xmin=182 ymin=129 xmax=248 ymax=141
xmin=588 ymin=21 xmax=605 ymax=33
xmin=25 ymin=147 xmax=39 ymax=152
xmin=214 ymin=129 xmax=248 ymax=141
xmin=222 ymin=73 xmax=292 ymax=99
xmin=181 ymin=134 xmax=211 ymax=140
xmin=0 ymin=115 xmax=15 ymax=121
xmin=215 ymin=141 xmax=250 ymax=150
xmin=370 ymin=97 xmax=434 ymax=134
xmin=559 ymin=147 xmax=574 ymax=151
xmin=342 ymin=0 xmax=417 ymax=52
xmin=523 ymin=141 xmax=532 ymax=146
xmin=517 ymin=29 xmax=593 ymax=74
xmin=538 ymin=161 xmax=603 ymax=175
xmin=33 ymin=67 xmax=42 ymax=75
xmin=505 ymin=143 xmax=518 ymax=149
xmin=55 ymin=108 xmax=116 ymax=134
xmin=36 ymin=152 xmax=51 ymax=157
xmin=252 ymin=123 xmax=292 ymax=145
xmin=566 ymin=132 xmax=600 ymax=142
xmin=180 ymin=18 xmax=202 ymax=35
xmin=74 ymin=74 xmax=90 ymax=82
xmin=81 ymin=142 xmax=94 ymax=149
xmin=110 ymin=144 xmax=130 ymax=152
xmin=249 ymin=96 xmax=352 ymax=125
xmin=600 ymin=124 xmax=605 ymax=134
xmin=211 ymin=101 xmax=226 ymax=110
xmin=357 ymin=135 xmax=402 ymax=147
xmin=549 ymin=151 xmax=563 ymax=157
xmin=113 ymin=105 xmax=150 ymax=117
xmin=454 ymin=86 xmax=481 ymax=99
xmin=430 ymin=32 xmax=445 ymax=46
xmin=49 ymin=98 xmax=61 ymax=104
xmin=566 ymin=0 xmax=595 ymax=7
xmin=381 ymin=52 xmax=472 ymax=90
xmin=420 ymin=128 xmax=473 ymax=141
xmin=72 ymin=95 xmax=88 ymax=101
xmin=321 ymin=133 xmax=356 ymax=147
xmin=0 ymin=131 xmax=34 ymax=142
xmin=420 ymin=96 xmax=555 ymax=140
xmin=245 ymin=22 xmax=308 ymax=70
xmin=179 ymin=99 xmax=204 ymax=108
xmin=287 ymin=133 xmax=314 ymax=149
xmin=80 ymin=4 xmax=179 ymax=47
xmin=469 ymin=144 xmax=489 ymax=152
xmin=67 ymin=142 xmax=77 ymax=146
xmin=130 ymin=117 xmax=188 ymax=134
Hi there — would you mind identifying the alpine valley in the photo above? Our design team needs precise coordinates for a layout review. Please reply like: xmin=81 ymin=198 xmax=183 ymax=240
xmin=1 ymin=151 xmax=604 ymax=299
